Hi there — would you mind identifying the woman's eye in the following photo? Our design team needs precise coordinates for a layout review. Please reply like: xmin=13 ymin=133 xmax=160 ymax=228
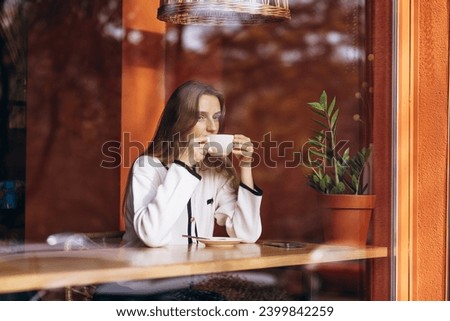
xmin=197 ymin=115 xmax=206 ymax=121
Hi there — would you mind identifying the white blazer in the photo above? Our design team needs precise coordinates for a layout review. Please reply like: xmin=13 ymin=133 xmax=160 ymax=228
xmin=122 ymin=156 xmax=263 ymax=247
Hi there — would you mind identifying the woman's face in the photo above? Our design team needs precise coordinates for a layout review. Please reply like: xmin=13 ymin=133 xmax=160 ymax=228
xmin=189 ymin=94 xmax=222 ymax=138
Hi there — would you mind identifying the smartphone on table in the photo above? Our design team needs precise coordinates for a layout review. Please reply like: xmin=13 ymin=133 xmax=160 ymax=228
xmin=262 ymin=240 xmax=307 ymax=249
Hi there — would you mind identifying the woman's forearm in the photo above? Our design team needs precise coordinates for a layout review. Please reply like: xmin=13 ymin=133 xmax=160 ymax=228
xmin=239 ymin=166 xmax=254 ymax=189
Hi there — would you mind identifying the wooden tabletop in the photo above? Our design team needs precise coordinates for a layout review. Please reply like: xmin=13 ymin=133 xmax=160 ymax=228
xmin=0 ymin=242 xmax=388 ymax=294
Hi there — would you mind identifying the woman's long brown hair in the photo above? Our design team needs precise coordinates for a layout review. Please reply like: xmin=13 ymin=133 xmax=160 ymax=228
xmin=122 ymin=80 xmax=239 ymax=217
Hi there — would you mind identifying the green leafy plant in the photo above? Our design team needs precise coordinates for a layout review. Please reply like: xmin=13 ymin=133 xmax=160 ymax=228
xmin=304 ymin=90 xmax=371 ymax=195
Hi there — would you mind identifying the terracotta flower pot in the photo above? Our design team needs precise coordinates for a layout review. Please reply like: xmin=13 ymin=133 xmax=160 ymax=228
xmin=318 ymin=194 xmax=376 ymax=246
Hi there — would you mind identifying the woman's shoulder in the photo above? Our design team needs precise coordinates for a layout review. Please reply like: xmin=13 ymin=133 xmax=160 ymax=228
xmin=132 ymin=155 xmax=166 ymax=173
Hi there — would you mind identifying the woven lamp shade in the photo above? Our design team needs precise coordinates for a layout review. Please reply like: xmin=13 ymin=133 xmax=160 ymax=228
xmin=157 ymin=0 xmax=291 ymax=25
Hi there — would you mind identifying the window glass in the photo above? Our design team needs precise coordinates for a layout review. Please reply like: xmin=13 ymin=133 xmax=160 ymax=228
xmin=0 ymin=0 xmax=393 ymax=301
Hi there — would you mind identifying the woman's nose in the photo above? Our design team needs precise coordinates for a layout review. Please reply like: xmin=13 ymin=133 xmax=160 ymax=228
xmin=207 ymin=118 xmax=218 ymax=132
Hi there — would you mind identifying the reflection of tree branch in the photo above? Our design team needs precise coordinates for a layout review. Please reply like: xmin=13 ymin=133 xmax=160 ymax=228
xmin=0 ymin=44 xmax=9 ymax=179
xmin=25 ymin=0 xmax=123 ymax=198
xmin=218 ymin=1 xmax=362 ymax=114
xmin=0 ymin=0 xmax=20 ymax=180
xmin=0 ymin=0 xmax=22 ymax=66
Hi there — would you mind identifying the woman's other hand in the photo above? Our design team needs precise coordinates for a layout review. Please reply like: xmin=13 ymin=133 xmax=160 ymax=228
xmin=232 ymin=134 xmax=254 ymax=167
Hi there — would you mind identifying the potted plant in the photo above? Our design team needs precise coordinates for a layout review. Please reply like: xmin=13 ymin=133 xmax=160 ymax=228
xmin=304 ymin=90 xmax=375 ymax=246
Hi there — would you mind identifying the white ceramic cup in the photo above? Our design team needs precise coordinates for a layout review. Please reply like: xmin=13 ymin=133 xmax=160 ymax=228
xmin=206 ymin=134 xmax=234 ymax=156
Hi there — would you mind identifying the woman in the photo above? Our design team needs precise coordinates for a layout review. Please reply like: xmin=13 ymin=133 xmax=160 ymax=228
xmin=122 ymin=80 xmax=262 ymax=247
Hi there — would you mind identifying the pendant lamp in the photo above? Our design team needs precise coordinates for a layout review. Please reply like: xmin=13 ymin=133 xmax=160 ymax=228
xmin=157 ymin=0 xmax=291 ymax=25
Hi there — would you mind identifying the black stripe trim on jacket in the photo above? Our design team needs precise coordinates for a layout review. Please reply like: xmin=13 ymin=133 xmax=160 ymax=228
xmin=173 ymin=160 xmax=202 ymax=180
xmin=239 ymin=182 xmax=263 ymax=196
xmin=187 ymin=199 xmax=193 ymax=244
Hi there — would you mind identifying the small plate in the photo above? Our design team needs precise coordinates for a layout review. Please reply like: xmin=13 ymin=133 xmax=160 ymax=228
xmin=198 ymin=237 xmax=242 ymax=247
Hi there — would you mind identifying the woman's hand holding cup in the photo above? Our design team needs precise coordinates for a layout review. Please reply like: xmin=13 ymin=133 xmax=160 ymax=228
xmin=232 ymin=134 xmax=254 ymax=167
